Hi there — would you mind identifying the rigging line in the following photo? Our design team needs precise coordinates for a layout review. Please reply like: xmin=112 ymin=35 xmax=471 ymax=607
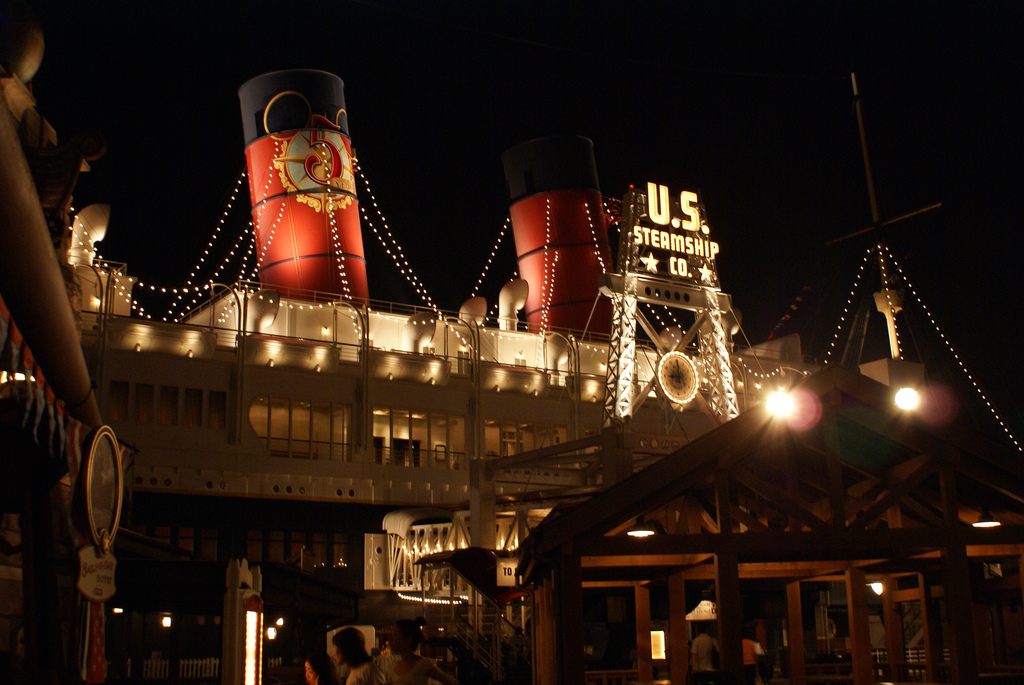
xmin=355 ymin=163 xmax=436 ymax=309
xmin=471 ymin=215 xmax=510 ymax=297
xmin=883 ymin=246 xmax=1020 ymax=451
xmin=163 ymin=167 xmax=249 ymax=320
xmin=168 ymin=221 xmax=252 ymax=322
xmin=822 ymin=246 xmax=873 ymax=366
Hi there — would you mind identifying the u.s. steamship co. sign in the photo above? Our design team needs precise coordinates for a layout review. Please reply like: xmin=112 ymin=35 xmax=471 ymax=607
xmin=632 ymin=183 xmax=720 ymax=289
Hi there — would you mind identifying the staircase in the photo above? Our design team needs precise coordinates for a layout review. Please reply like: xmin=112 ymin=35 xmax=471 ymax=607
xmin=423 ymin=583 xmax=532 ymax=683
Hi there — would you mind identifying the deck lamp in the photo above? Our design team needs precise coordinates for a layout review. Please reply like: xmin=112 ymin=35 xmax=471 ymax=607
xmin=627 ymin=516 xmax=656 ymax=538
xmin=973 ymin=508 xmax=1000 ymax=528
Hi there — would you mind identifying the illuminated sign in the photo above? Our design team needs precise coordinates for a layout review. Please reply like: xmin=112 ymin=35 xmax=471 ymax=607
xmin=632 ymin=183 xmax=720 ymax=288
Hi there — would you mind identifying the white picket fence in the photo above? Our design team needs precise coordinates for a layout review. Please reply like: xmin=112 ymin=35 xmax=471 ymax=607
xmin=142 ymin=658 xmax=169 ymax=679
xmin=140 ymin=656 xmax=219 ymax=680
xmin=179 ymin=657 xmax=220 ymax=679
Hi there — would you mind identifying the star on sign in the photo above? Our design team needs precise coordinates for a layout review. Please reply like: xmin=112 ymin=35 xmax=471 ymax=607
xmin=640 ymin=253 xmax=659 ymax=273
xmin=698 ymin=264 xmax=715 ymax=283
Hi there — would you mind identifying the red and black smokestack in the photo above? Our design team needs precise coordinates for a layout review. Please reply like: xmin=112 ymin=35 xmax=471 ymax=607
xmin=239 ymin=70 xmax=368 ymax=302
xmin=502 ymin=136 xmax=612 ymax=334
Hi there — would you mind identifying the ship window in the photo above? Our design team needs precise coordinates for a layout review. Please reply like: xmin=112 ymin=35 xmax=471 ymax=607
xmin=520 ymin=421 xmax=537 ymax=452
xmin=392 ymin=410 xmax=411 ymax=465
xmin=484 ymin=418 xmax=501 ymax=456
xmin=208 ymin=391 xmax=227 ymax=429
xmin=411 ymin=413 xmax=428 ymax=467
xmin=158 ymin=386 xmax=179 ymax=425
xmin=331 ymin=405 xmax=351 ymax=461
xmin=311 ymin=401 xmax=331 ymax=460
xmin=268 ymin=531 xmax=284 ymax=562
xmin=183 ymin=388 xmax=202 ymax=427
xmin=108 ymin=380 xmax=129 ymax=421
xmin=269 ymin=397 xmax=289 ymax=456
xmin=249 ymin=397 xmax=352 ymax=460
xmin=501 ymin=419 xmax=520 ymax=456
xmin=430 ymin=413 xmax=448 ymax=465
xmin=290 ymin=400 xmax=312 ymax=458
xmin=373 ymin=408 xmax=390 ymax=464
xmin=135 ymin=383 xmax=155 ymax=423
xmin=199 ymin=528 xmax=218 ymax=561
xmin=448 ymin=416 xmax=465 ymax=469
xmin=246 ymin=530 xmax=262 ymax=561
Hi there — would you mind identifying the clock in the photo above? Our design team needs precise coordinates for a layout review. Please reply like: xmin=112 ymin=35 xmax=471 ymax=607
xmin=80 ymin=425 xmax=123 ymax=553
xmin=657 ymin=350 xmax=699 ymax=405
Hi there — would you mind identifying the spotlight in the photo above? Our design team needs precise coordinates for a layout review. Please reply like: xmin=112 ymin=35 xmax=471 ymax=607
xmin=869 ymin=582 xmax=883 ymax=595
xmin=894 ymin=387 xmax=919 ymax=410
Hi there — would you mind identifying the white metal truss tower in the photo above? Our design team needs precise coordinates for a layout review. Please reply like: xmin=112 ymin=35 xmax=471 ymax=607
xmin=602 ymin=186 xmax=738 ymax=427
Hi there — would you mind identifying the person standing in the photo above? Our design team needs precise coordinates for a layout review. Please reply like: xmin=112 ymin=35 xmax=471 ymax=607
xmin=389 ymin=619 xmax=457 ymax=685
xmin=332 ymin=627 xmax=382 ymax=685
xmin=741 ymin=636 xmax=765 ymax=685
xmin=691 ymin=624 xmax=719 ymax=672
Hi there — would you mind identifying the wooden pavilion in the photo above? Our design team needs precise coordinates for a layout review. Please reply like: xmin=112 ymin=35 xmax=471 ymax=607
xmin=519 ymin=365 xmax=1024 ymax=685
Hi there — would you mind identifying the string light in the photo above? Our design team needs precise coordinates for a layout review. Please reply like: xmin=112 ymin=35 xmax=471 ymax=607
xmin=161 ymin=169 xmax=248 ymax=321
xmin=881 ymin=245 xmax=1020 ymax=451
xmin=823 ymin=247 xmax=873 ymax=365
xmin=471 ymin=215 xmax=510 ymax=297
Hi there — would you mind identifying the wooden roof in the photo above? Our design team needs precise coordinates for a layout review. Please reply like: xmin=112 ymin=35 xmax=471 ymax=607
xmin=521 ymin=365 xmax=1024 ymax=584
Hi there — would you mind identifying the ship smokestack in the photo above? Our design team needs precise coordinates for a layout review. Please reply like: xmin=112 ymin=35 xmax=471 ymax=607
xmin=501 ymin=136 xmax=612 ymax=334
xmin=239 ymin=70 xmax=368 ymax=302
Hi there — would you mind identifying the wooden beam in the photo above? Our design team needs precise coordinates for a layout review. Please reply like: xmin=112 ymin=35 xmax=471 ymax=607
xmin=732 ymin=466 xmax=830 ymax=534
xmin=668 ymin=571 xmax=690 ymax=685
xmin=940 ymin=465 xmax=980 ymax=685
xmin=635 ymin=585 xmax=653 ymax=683
xmin=882 ymin=575 xmax=905 ymax=681
xmin=845 ymin=566 xmax=874 ymax=685
xmin=849 ymin=455 xmax=941 ymax=531
xmin=823 ymin=394 xmax=848 ymax=529
xmin=536 ymin=406 xmax=774 ymax=554
xmin=787 ymin=580 xmax=806 ymax=683
xmin=556 ymin=555 xmax=585 ymax=685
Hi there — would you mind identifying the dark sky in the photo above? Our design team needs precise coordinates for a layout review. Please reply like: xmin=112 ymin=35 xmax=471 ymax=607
xmin=24 ymin=1 xmax=1024 ymax=443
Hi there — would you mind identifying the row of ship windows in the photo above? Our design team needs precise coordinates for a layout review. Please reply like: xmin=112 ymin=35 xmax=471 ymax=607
xmin=107 ymin=381 xmax=570 ymax=463
xmin=133 ymin=525 xmax=348 ymax=568
xmin=107 ymin=381 xmax=227 ymax=428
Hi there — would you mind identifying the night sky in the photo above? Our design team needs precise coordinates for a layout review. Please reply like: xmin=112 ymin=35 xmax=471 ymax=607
xmin=22 ymin=1 xmax=1024 ymax=444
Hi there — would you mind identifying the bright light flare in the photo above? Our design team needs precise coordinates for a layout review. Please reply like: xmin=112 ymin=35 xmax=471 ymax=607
xmin=766 ymin=389 xmax=822 ymax=432
xmin=162 ymin=616 xmax=172 ymax=628
xmin=766 ymin=391 xmax=795 ymax=417
xmin=894 ymin=387 xmax=919 ymax=410
xmin=869 ymin=582 xmax=884 ymax=595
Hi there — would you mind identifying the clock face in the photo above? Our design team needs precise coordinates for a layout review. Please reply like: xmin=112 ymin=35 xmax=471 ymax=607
xmin=657 ymin=351 xmax=698 ymax=405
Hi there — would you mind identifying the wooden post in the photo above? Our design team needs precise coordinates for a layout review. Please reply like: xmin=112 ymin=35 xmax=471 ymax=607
xmin=534 ymin=580 xmax=556 ymax=685
xmin=940 ymin=464 xmax=980 ymax=685
xmin=669 ymin=572 xmax=690 ymax=685
xmin=556 ymin=552 xmax=584 ymax=685
xmin=844 ymin=566 xmax=874 ymax=685
xmin=882 ymin=575 xmax=904 ymax=681
xmin=919 ymin=574 xmax=941 ymax=683
xmin=786 ymin=580 xmax=806 ymax=684
xmin=635 ymin=584 xmax=654 ymax=683
xmin=715 ymin=471 xmax=743 ymax=683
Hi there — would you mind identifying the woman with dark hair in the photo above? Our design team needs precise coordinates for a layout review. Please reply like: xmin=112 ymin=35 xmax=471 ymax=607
xmin=389 ymin=619 xmax=457 ymax=685
xmin=331 ymin=627 xmax=382 ymax=685
xmin=304 ymin=651 xmax=340 ymax=685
